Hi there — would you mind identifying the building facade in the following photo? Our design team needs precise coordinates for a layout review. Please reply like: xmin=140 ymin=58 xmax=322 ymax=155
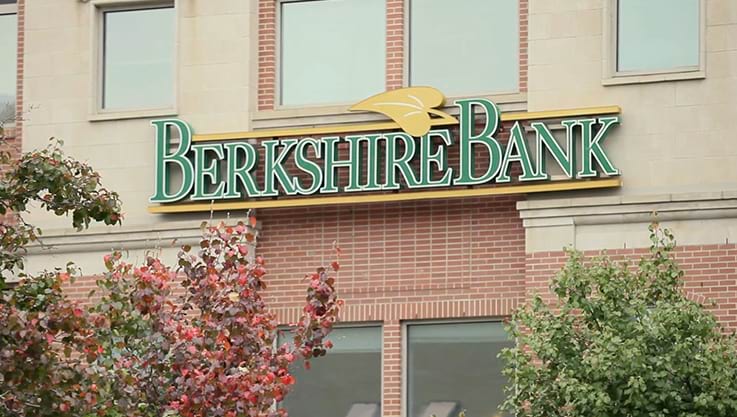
xmin=5 ymin=0 xmax=737 ymax=417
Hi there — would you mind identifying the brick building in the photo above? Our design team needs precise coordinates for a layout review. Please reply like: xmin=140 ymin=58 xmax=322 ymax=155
xmin=6 ymin=1 xmax=737 ymax=417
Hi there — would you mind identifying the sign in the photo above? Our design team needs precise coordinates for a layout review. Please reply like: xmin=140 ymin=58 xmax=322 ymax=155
xmin=149 ymin=87 xmax=621 ymax=213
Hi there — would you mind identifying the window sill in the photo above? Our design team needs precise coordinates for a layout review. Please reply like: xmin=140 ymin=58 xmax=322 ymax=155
xmin=89 ymin=108 xmax=178 ymax=122
xmin=602 ymin=70 xmax=705 ymax=86
xmin=252 ymin=92 xmax=527 ymax=131
xmin=2 ymin=123 xmax=17 ymax=137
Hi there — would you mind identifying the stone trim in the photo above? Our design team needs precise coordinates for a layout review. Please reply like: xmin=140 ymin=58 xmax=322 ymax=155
xmin=517 ymin=190 xmax=737 ymax=227
xmin=25 ymin=222 xmax=259 ymax=255
xmin=517 ymin=191 xmax=737 ymax=253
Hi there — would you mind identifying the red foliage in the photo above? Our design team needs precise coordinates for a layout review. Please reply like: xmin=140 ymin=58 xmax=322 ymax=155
xmin=1 ymin=219 xmax=342 ymax=417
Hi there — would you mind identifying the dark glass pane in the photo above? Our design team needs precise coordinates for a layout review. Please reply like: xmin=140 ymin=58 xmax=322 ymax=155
xmin=408 ymin=322 xmax=513 ymax=417
xmin=280 ymin=327 xmax=382 ymax=417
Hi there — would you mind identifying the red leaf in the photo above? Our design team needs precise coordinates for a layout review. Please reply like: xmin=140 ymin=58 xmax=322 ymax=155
xmin=249 ymin=216 xmax=258 ymax=227
xmin=331 ymin=261 xmax=340 ymax=272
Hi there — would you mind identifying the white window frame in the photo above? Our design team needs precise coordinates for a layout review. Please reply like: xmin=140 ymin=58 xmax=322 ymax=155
xmin=89 ymin=0 xmax=178 ymax=121
xmin=403 ymin=0 xmax=526 ymax=104
xmin=0 ymin=2 xmax=17 ymax=127
xmin=401 ymin=318 xmax=510 ymax=417
xmin=603 ymin=0 xmax=706 ymax=86
xmin=0 ymin=3 xmax=16 ymax=14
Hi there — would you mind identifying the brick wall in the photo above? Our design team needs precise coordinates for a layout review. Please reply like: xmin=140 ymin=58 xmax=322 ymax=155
xmin=257 ymin=0 xmax=276 ymax=111
xmin=1 ymin=0 xmax=24 ymax=170
xmin=254 ymin=197 xmax=737 ymax=416
xmin=519 ymin=0 xmax=528 ymax=93
xmin=1 ymin=0 xmax=25 ymax=229
xmin=257 ymin=196 xmax=527 ymax=417
xmin=15 ymin=0 xmax=23 ymax=144
xmin=386 ymin=0 xmax=404 ymax=91
xmin=526 ymin=244 xmax=737 ymax=331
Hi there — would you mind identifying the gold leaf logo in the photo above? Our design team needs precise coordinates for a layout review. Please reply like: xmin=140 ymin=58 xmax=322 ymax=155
xmin=349 ymin=86 xmax=458 ymax=137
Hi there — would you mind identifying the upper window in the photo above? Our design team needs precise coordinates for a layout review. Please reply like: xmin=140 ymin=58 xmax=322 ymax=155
xmin=101 ymin=6 xmax=175 ymax=111
xmin=279 ymin=0 xmax=385 ymax=107
xmin=0 ymin=1 xmax=16 ymax=124
xmin=279 ymin=326 xmax=382 ymax=417
xmin=409 ymin=0 xmax=519 ymax=97
xmin=616 ymin=0 xmax=700 ymax=74
xmin=407 ymin=321 xmax=513 ymax=417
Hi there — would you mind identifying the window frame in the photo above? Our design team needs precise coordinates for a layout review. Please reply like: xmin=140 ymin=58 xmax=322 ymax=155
xmin=275 ymin=0 xmax=387 ymax=109
xmin=603 ymin=0 xmax=706 ymax=86
xmin=404 ymin=0 xmax=523 ymax=101
xmin=401 ymin=318 xmax=510 ymax=417
xmin=0 ymin=1 xmax=17 ymax=127
xmin=255 ymin=0 xmax=527 ymax=130
xmin=276 ymin=322 xmax=385 ymax=417
xmin=89 ymin=0 xmax=178 ymax=121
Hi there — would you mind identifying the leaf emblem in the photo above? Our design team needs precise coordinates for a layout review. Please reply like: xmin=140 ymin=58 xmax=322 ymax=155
xmin=349 ymin=86 xmax=458 ymax=137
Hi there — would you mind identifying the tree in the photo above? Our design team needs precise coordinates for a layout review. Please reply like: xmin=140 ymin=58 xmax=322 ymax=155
xmin=0 ymin=138 xmax=122 ymax=280
xmin=1 ymin=140 xmax=343 ymax=417
xmin=500 ymin=224 xmax=737 ymax=417
xmin=81 ymin=220 xmax=342 ymax=417
xmin=0 ymin=138 xmax=124 ymax=416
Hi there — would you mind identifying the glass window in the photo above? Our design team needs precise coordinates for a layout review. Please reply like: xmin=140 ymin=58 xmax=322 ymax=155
xmin=410 ymin=0 xmax=519 ymax=97
xmin=617 ymin=0 xmax=700 ymax=73
xmin=279 ymin=326 xmax=382 ymax=417
xmin=407 ymin=321 xmax=512 ymax=417
xmin=0 ymin=12 xmax=16 ymax=123
xmin=102 ymin=6 xmax=175 ymax=110
xmin=279 ymin=0 xmax=385 ymax=106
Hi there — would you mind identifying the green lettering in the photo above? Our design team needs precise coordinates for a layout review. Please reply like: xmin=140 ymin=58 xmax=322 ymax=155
xmin=222 ymin=142 xmax=260 ymax=199
xmin=191 ymin=143 xmax=226 ymax=200
xmin=320 ymin=137 xmax=358 ymax=194
xmin=149 ymin=119 xmax=194 ymax=203
xmin=383 ymin=132 xmax=420 ymax=189
xmin=418 ymin=129 xmax=453 ymax=187
xmin=262 ymin=139 xmax=298 ymax=196
xmin=293 ymin=138 xmax=323 ymax=195
xmin=532 ymin=121 xmax=576 ymax=179
xmin=496 ymin=122 xmax=546 ymax=183
xmin=343 ymin=136 xmax=365 ymax=192
xmin=453 ymin=98 xmax=503 ymax=185
xmin=362 ymin=134 xmax=383 ymax=191
xmin=578 ymin=116 xmax=620 ymax=177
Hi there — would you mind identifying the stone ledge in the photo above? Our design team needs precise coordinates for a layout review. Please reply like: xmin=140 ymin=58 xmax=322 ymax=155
xmin=251 ymin=94 xmax=527 ymax=131
xmin=26 ymin=221 xmax=259 ymax=255
xmin=517 ymin=190 xmax=737 ymax=223
xmin=518 ymin=190 xmax=737 ymax=253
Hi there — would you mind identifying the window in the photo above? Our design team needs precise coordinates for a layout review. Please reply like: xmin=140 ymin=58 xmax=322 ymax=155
xmin=409 ymin=0 xmax=519 ymax=97
xmin=615 ymin=0 xmax=700 ymax=74
xmin=279 ymin=0 xmax=385 ymax=107
xmin=101 ymin=5 xmax=175 ymax=111
xmin=279 ymin=326 xmax=382 ymax=417
xmin=407 ymin=321 xmax=512 ymax=417
xmin=0 ymin=0 xmax=16 ymax=124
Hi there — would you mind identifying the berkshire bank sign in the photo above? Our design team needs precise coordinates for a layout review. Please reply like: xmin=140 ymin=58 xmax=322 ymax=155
xmin=148 ymin=87 xmax=621 ymax=213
